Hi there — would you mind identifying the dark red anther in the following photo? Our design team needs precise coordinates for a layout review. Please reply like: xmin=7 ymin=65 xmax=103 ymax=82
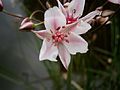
xmin=56 ymin=27 xmax=61 ymax=30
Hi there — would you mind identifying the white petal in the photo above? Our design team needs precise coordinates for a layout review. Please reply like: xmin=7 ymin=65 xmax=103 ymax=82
xmin=39 ymin=39 xmax=58 ymax=61
xmin=45 ymin=6 xmax=66 ymax=31
xmin=71 ymin=21 xmax=91 ymax=34
xmin=81 ymin=10 xmax=101 ymax=22
xmin=63 ymin=32 xmax=88 ymax=54
xmin=57 ymin=0 xmax=67 ymax=16
xmin=58 ymin=43 xmax=71 ymax=70
xmin=32 ymin=30 xmax=51 ymax=40
xmin=68 ymin=0 xmax=85 ymax=18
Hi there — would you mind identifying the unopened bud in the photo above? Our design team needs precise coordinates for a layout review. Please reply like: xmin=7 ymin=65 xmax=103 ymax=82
xmin=19 ymin=17 xmax=34 ymax=32
xmin=108 ymin=0 xmax=120 ymax=5
xmin=96 ymin=16 xmax=110 ymax=25
xmin=46 ymin=1 xmax=51 ymax=8
xmin=102 ymin=10 xmax=114 ymax=17
xmin=0 ymin=0 xmax=3 ymax=11
xmin=108 ymin=58 xmax=112 ymax=64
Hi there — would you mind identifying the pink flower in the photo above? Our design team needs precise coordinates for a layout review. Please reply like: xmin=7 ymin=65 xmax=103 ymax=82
xmin=108 ymin=0 xmax=120 ymax=4
xmin=0 ymin=0 xmax=3 ymax=11
xmin=19 ymin=17 xmax=34 ymax=32
xmin=32 ymin=7 xmax=88 ymax=69
xmin=57 ymin=0 xmax=101 ymax=34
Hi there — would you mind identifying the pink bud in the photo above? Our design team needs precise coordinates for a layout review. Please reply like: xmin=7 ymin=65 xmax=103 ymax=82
xmin=19 ymin=17 xmax=34 ymax=32
xmin=108 ymin=0 xmax=120 ymax=5
xmin=0 ymin=0 xmax=3 ymax=11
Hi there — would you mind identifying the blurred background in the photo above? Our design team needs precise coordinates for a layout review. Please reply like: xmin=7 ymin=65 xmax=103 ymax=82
xmin=0 ymin=0 xmax=120 ymax=90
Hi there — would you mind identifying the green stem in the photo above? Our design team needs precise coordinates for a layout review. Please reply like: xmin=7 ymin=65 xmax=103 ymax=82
xmin=71 ymin=80 xmax=83 ymax=90
xmin=29 ymin=10 xmax=44 ymax=19
xmin=2 ymin=10 xmax=41 ymax=23
xmin=34 ymin=22 xmax=44 ymax=27
xmin=67 ymin=60 xmax=72 ymax=90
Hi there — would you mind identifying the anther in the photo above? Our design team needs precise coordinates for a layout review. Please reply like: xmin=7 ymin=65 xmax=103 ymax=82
xmin=50 ymin=29 xmax=53 ymax=33
xmin=62 ymin=26 xmax=65 ymax=28
xmin=73 ymin=9 xmax=76 ymax=13
xmin=56 ymin=27 xmax=61 ymax=30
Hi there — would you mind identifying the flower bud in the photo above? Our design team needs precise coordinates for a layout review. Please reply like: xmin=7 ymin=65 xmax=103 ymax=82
xmin=108 ymin=0 xmax=120 ymax=5
xmin=96 ymin=16 xmax=110 ymax=25
xmin=19 ymin=17 xmax=34 ymax=32
xmin=0 ymin=0 xmax=3 ymax=11
xmin=102 ymin=10 xmax=115 ymax=17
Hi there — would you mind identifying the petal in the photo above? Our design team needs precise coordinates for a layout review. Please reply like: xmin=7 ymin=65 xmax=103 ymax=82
xmin=67 ymin=0 xmax=85 ymax=18
xmin=21 ymin=17 xmax=30 ymax=25
xmin=45 ymin=6 xmax=66 ymax=31
xmin=32 ymin=30 xmax=51 ymax=40
xmin=71 ymin=20 xmax=91 ymax=34
xmin=19 ymin=22 xmax=34 ymax=31
xmin=58 ymin=43 xmax=71 ymax=69
xmin=63 ymin=32 xmax=88 ymax=54
xmin=39 ymin=39 xmax=58 ymax=61
xmin=81 ymin=10 xmax=101 ymax=23
xmin=61 ymin=21 xmax=78 ymax=33
xmin=56 ymin=0 xmax=67 ymax=16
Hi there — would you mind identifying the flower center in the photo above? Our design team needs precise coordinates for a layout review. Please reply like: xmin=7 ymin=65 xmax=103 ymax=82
xmin=66 ymin=17 xmax=77 ymax=24
xmin=66 ymin=9 xmax=77 ymax=24
xmin=52 ymin=31 xmax=65 ymax=43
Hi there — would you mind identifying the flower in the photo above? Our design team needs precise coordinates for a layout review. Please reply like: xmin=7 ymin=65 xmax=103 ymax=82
xmin=19 ymin=17 xmax=34 ymax=32
xmin=32 ymin=7 xmax=88 ymax=69
xmin=0 ymin=0 xmax=3 ymax=11
xmin=108 ymin=0 xmax=120 ymax=4
xmin=57 ymin=0 xmax=101 ymax=34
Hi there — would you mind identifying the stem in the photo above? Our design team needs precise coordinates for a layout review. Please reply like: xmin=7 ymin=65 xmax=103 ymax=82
xmin=2 ymin=10 xmax=41 ymax=23
xmin=3 ymin=10 xmax=25 ymax=19
xmin=34 ymin=22 xmax=44 ymax=27
xmin=38 ymin=0 xmax=46 ymax=10
xmin=71 ymin=80 xmax=83 ymax=90
xmin=29 ymin=10 xmax=44 ymax=19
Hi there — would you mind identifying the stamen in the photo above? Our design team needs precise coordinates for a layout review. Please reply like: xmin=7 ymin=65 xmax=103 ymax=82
xmin=73 ymin=9 xmax=76 ymax=13
xmin=65 ymin=39 xmax=69 ymax=43
xmin=56 ymin=27 xmax=61 ymax=30
xmin=62 ymin=26 xmax=65 ymax=28
xmin=52 ymin=31 xmax=69 ymax=44
xmin=50 ymin=29 xmax=53 ymax=33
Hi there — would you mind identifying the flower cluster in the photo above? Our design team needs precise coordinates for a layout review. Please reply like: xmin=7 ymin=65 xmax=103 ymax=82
xmin=19 ymin=0 xmax=102 ymax=69
xmin=18 ymin=0 xmax=119 ymax=69
xmin=0 ymin=0 xmax=119 ymax=69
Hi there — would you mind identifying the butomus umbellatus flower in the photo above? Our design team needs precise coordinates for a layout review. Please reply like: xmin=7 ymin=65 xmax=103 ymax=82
xmin=57 ymin=0 xmax=101 ymax=34
xmin=32 ymin=7 xmax=88 ymax=69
